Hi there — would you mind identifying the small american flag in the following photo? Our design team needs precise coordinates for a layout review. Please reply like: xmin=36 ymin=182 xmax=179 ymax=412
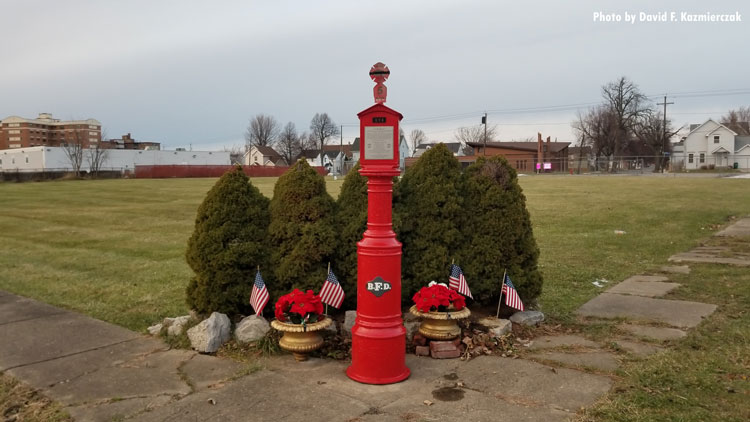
xmin=319 ymin=269 xmax=345 ymax=309
xmin=502 ymin=274 xmax=524 ymax=311
xmin=449 ymin=264 xmax=473 ymax=299
xmin=249 ymin=270 xmax=269 ymax=315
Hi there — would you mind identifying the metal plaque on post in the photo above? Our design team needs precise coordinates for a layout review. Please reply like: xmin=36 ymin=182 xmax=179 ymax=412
xmin=364 ymin=126 xmax=394 ymax=160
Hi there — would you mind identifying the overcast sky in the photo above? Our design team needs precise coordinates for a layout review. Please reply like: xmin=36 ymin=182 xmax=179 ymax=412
xmin=2 ymin=0 xmax=748 ymax=150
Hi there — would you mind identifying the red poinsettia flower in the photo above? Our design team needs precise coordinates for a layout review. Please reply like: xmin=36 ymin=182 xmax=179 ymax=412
xmin=273 ymin=288 xmax=326 ymax=323
xmin=413 ymin=283 xmax=466 ymax=312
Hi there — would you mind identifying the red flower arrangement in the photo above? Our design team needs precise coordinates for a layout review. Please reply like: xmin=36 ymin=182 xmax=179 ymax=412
xmin=412 ymin=283 xmax=466 ymax=313
xmin=274 ymin=289 xmax=325 ymax=325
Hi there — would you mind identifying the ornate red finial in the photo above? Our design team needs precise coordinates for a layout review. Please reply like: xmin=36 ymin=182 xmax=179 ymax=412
xmin=369 ymin=62 xmax=390 ymax=104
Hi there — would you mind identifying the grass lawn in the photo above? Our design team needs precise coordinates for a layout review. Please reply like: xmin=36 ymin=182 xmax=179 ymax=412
xmin=0 ymin=174 xmax=748 ymax=421
xmin=576 ymin=239 xmax=750 ymax=422
xmin=0 ymin=175 xmax=747 ymax=330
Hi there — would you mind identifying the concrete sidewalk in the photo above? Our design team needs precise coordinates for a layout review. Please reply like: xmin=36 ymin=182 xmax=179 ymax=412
xmin=8 ymin=218 xmax=745 ymax=421
xmin=1 ymin=290 xmax=613 ymax=422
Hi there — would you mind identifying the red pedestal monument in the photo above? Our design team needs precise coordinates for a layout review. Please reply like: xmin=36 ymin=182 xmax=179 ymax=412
xmin=346 ymin=63 xmax=410 ymax=384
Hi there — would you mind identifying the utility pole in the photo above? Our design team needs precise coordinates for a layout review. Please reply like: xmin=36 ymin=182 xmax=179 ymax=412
xmin=657 ymin=95 xmax=674 ymax=172
xmin=339 ymin=125 xmax=343 ymax=175
xmin=481 ymin=112 xmax=487 ymax=155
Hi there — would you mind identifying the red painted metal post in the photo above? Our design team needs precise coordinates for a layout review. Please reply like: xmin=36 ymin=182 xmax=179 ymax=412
xmin=346 ymin=63 xmax=410 ymax=384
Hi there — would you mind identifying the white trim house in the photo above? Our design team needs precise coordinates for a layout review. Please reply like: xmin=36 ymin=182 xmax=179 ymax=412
xmin=673 ymin=119 xmax=750 ymax=170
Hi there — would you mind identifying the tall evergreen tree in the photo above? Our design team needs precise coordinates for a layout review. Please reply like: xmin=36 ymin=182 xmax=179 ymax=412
xmin=395 ymin=143 xmax=465 ymax=302
xmin=268 ymin=159 xmax=337 ymax=299
xmin=459 ymin=155 xmax=542 ymax=305
xmin=334 ymin=163 xmax=368 ymax=310
xmin=185 ymin=166 xmax=270 ymax=316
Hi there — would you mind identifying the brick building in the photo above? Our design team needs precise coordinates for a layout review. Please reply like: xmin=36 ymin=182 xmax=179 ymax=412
xmin=103 ymin=133 xmax=160 ymax=150
xmin=0 ymin=113 xmax=101 ymax=150
xmin=467 ymin=134 xmax=570 ymax=172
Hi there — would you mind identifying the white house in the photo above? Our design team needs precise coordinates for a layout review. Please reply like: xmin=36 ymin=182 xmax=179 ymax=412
xmin=412 ymin=142 xmax=466 ymax=158
xmin=673 ymin=119 xmax=750 ymax=170
xmin=243 ymin=145 xmax=285 ymax=166
xmin=0 ymin=146 xmax=230 ymax=172
xmin=352 ymin=135 xmax=410 ymax=171
xmin=398 ymin=134 xmax=409 ymax=171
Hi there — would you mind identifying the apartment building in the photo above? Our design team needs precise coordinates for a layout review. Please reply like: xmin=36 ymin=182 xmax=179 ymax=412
xmin=0 ymin=113 xmax=101 ymax=150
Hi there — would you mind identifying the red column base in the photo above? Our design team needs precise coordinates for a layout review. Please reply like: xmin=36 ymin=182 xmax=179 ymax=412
xmin=346 ymin=322 xmax=410 ymax=384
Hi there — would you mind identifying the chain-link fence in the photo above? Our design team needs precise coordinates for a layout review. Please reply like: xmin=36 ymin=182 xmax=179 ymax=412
xmin=526 ymin=155 xmax=749 ymax=174
xmin=0 ymin=168 xmax=125 ymax=182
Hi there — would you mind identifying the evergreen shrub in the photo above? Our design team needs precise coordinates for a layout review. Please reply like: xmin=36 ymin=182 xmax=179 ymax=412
xmin=185 ymin=166 xmax=270 ymax=316
xmin=268 ymin=159 xmax=337 ymax=299
xmin=334 ymin=163 xmax=368 ymax=310
xmin=394 ymin=143 xmax=465 ymax=302
xmin=459 ymin=155 xmax=542 ymax=305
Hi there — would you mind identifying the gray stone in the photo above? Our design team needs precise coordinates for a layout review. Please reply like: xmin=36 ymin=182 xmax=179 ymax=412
xmin=528 ymin=335 xmax=599 ymax=350
xmin=188 ymin=312 xmax=231 ymax=353
xmin=623 ymin=275 xmax=670 ymax=283
xmin=403 ymin=311 xmax=420 ymax=322
xmin=234 ymin=315 xmax=270 ymax=344
xmin=606 ymin=280 xmax=681 ymax=297
xmin=530 ymin=351 xmax=619 ymax=372
xmin=509 ymin=310 xmax=544 ymax=326
xmin=660 ymin=265 xmax=691 ymax=274
xmin=167 ymin=315 xmax=192 ymax=336
xmin=476 ymin=317 xmax=513 ymax=337
xmin=613 ymin=340 xmax=663 ymax=356
xmin=715 ymin=217 xmax=750 ymax=237
xmin=404 ymin=320 xmax=420 ymax=342
xmin=147 ymin=323 xmax=163 ymax=336
xmin=576 ymin=293 xmax=717 ymax=328
xmin=323 ymin=319 xmax=338 ymax=333
xmin=343 ymin=310 xmax=357 ymax=334
xmin=619 ymin=323 xmax=687 ymax=341
xmin=669 ymin=253 xmax=750 ymax=267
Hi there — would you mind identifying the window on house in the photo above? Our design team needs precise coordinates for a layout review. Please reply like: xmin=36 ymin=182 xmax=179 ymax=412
xmin=25 ymin=157 xmax=29 ymax=163
xmin=714 ymin=135 xmax=720 ymax=143
xmin=699 ymin=153 xmax=705 ymax=163
xmin=688 ymin=154 xmax=694 ymax=163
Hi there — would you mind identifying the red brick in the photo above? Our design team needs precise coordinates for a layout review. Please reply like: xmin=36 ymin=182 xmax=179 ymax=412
xmin=430 ymin=341 xmax=458 ymax=353
xmin=431 ymin=348 xmax=461 ymax=359
xmin=412 ymin=333 xmax=427 ymax=347
xmin=415 ymin=345 xmax=430 ymax=356
xmin=451 ymin=337 xmax=462 ymax=347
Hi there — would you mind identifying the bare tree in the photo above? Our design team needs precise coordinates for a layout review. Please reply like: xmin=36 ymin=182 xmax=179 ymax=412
xmin=63 ymin=132 xmax=85 ymax=177
xmin=244 ymin=114 xmax=280 ymax=151
xmin=572 ymin=105 xmax=618 ymax=171
xmin=277 ymin=122 xmax=302 ymax=166
xmin=720 ymin=106 xmax=750 ymax=135
xmin=86 ymin=131 xmax=109 ymax=178
xmin=601 ymin=76 xmax=650 ymax=158
xmin=634 ymin=111 xmax=680 ymax=172
xmin=223 ymin=144 xmax=244 ymax=165
xmin=409 ymin=129 xmax=427 ymax=156
xmin=512 ymin=136 xmax=536 ymax=142
xmin=298 ymin=131 xmax=316 ymax=151
xmin=309 ymin=113 xmax=340 ymax=166
xmin=454 ymin=125 xmax=497 ymax=144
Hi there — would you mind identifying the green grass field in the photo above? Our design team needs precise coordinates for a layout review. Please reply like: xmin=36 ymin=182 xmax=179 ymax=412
xmin=1 ymin=175 xmax=749 ymax=421
xmin=0 ymin=175 xmax=747 ymax=331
